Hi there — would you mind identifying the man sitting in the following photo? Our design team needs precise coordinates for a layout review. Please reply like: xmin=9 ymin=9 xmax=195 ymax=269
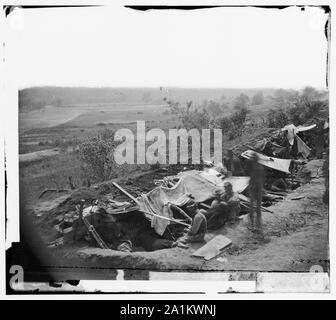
xmin=168 ymin=195 xmax=207 ymax=243
xmin=205 ymin=182 xmax=241 ymax=229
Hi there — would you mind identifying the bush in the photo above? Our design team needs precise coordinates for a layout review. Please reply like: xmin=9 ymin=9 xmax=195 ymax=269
xmin=167 ymin=100 xmax=211 ymax=130
xmin=267 ymin=108 xmax=288 ymax=128
xmin=214 ymin=106 xmax=250 ymax=139
xmin=78 ymin=130 xmax=117 ymax=182
xmin=251 ymin=91 xmax=264 ymax=105
xmin=233 ymin=93 xmax=250 ymax=109
xmin=268 ymin=87 xmax=328 ymax=127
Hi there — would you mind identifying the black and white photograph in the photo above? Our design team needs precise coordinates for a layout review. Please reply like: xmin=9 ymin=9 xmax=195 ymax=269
xmin=1 ymin=1 xmax=334 ymax=298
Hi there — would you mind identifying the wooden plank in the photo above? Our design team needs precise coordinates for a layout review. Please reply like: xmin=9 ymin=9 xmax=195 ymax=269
xmin=192 ymin=235 xmax=232 ymax=260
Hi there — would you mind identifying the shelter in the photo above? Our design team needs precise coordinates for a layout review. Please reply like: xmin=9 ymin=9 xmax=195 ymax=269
xmin=137 ymin=170 xmax=250 ymax=235
xmin=241 ymin=150 xmax=292 ymax=174
xmin=281 ymin=123 xmax=316 ymax=159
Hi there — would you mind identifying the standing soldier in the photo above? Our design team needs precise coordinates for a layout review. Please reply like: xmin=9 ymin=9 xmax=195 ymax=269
xmin=248 ymin=153 xmax=265 ymax=233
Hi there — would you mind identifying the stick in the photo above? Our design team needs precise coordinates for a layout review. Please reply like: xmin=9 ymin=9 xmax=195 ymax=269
xmin=143 ymin=211 xmax=191 ymax=227
xmin=112 ymin=182 xmax=139 ymax=204
xmin=199 ymin=203 xmax=211 ymax=209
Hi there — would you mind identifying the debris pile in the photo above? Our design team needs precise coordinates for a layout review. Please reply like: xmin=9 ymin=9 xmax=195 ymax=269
xmin=39 ymin=121 xmax=328 ymax=261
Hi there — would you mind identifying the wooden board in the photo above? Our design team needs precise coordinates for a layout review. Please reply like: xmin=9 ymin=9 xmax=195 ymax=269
xmin=192 ymin=235 xmax=232 ymax=261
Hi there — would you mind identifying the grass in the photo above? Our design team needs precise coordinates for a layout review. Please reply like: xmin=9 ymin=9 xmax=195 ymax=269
xmin=20 ymin=152 xmax=82 ymax=203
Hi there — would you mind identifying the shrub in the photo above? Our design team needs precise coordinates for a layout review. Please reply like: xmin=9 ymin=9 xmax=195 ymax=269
xmin=268 ymin=87 xmax=328 ymax=127
xmin=267 ymin=108 xmax=288 ymax=128
xmin=214 ymin=106 xmax=250 ymax=139
xmin=78 ymin=130 xmax=117 ymax=182
xmin=167 ymin=100 xmax=211 ymax=130
xmin=251 ymin=91 xmax=264 ymax=105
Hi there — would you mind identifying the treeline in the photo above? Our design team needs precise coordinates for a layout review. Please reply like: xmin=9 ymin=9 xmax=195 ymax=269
xmin=18 ymin=86 xmax=277 ymax=111
xmin=18 ymin=87 xmax=164 ymax=111
xmin=167 ymin=87 xmax=328 ymax=140
xmin=267 ymin=87 xmax=328 ymax=127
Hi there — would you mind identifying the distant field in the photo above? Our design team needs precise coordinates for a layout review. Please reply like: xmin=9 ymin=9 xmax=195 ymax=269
xmin=19 ymin=103 xmax=171 ymax=131
xmin=58 ymin=104 xmax=171 ymax=127
xmin=19 ymin=148 xmax=60 ymax=164
xmin=19 ymin=105 xmax=84 ymax=131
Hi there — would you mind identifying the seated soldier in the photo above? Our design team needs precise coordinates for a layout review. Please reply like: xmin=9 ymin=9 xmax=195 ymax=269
xmin=168 ymin=195 xmax=207 ymax=243
xmin=205 ymin=182 xmax=241 ymax=229
xmin=221 ymin=182 xmax=241 ymax=222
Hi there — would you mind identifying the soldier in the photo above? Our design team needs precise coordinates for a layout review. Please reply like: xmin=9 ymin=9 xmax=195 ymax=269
xmin=248 ymin=153 xmax=265 ymax=232
xmin=168 ymin=196 xmax=207 ymax=243
xmin=205 ymin=182 xmax=241 ymax=229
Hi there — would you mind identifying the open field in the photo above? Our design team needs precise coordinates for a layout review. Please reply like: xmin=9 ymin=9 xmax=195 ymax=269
xmin=19 ymin=100 xmax=179 ymax=202
xmin=19 ymin=103 xmax=171 ymax=132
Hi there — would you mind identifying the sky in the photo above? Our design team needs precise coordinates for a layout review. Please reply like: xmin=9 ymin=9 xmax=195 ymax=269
xmin=4 ymin=5 xmax=329 ymax=89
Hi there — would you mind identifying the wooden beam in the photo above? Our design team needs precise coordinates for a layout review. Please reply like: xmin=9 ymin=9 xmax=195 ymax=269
xmin=112 ymin=182 xmax=139 ymax=204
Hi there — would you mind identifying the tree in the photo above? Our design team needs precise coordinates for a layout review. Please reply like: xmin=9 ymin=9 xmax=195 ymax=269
xmin=270 ymin=87 xmax=327 ymax=126
xmin=234 ymin=93 xmax=250 ymax=110
xmin=301 ymin=86 xmax=322 ymax=101
xmin=251 ymin=91 xmax=264 ymax=105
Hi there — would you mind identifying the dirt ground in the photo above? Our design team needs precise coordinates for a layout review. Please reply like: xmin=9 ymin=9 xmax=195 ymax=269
xmin=28 ymin=159 xmax=329 ymax=276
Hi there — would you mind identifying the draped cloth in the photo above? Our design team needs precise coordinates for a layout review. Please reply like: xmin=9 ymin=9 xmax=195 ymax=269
xmin=137 ymin=170 xmax=250 ymax=235
xmin=241 ymin=150 xmax=292 ymax=174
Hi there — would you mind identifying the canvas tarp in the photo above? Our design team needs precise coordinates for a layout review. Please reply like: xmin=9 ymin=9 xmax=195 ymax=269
xmin=199 ymin=169 xmax=250 ymax=192
xmin=137 ymin=170 xmax=250 ymax=235
xmin=296 ymin=135 xmax=311 ymax=159
xmin=296 ymin=124 xmax=317 ymax=132
xmin=241 ymin=150 xmax=292 ymax=174
xmin=281 ymin=123 xmax=315 ymax=159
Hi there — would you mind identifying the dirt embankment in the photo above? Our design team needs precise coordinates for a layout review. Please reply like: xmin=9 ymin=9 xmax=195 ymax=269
xmin=29 ymin=160 xmax=329 ymax=274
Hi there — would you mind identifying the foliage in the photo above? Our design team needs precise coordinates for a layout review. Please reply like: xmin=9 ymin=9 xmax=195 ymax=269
xmin=214 ymin=106 xmax=250 ymax=139
xmin=167 ymin=96 xmax=250 ymax=140
xmin=267 ymin=87 xmax=328 ymax=128
xmin=233 ymin=93 xmax=250 ymax=110
xmin=78 ymin=129 xmax=117 ymax=182
xmin=167 ymin=100 xmax=210 ymax=130
xmin=267 ymin=108 xmax=289 ymax=128
xmin=251 ymin=90 xmax=264 ymax=105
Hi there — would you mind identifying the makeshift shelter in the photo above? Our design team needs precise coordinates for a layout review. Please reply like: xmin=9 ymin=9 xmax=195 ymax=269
xmin=281 ymin=123 xmax=316 ymax=159
xmin=137 ymin=170 xmax=250 ymax=235
xmin=241 ymin=150 xmax=292 ymax=174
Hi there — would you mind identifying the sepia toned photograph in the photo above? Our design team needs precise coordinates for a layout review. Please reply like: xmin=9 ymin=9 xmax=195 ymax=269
xmin=2 ymin=3 xmax=331 ymax=295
